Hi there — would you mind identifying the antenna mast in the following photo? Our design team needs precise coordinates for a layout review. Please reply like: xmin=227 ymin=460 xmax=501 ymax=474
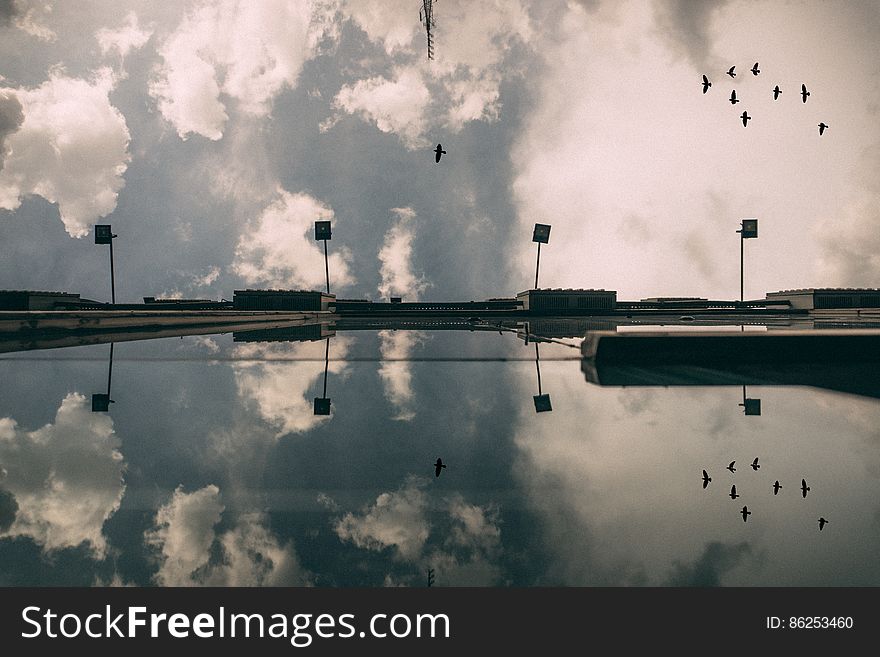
xmin=419 ymin=0 xmax=436 ymax=60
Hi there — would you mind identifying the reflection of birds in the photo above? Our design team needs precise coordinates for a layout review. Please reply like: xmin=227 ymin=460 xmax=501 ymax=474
xmin=750 ymin=457 xmax=760 ymax=471
xmin=772 ymin=85 xmax=782 ymax=100
xmin=727 ymin=66 xmax=736 ymax=78
xmin=801 ymin=478 xmax=810 ymax=498
xmin=702 ymin=75 xmax=712 ymax=93
xmin=818 ymin=517 xmax=828 ymax=531
xmin=729 ymin=89 xmax=740 ymax=105
xmin=751 ymin=62 xmax=760 ymax=76
xmin=773 ymin=480 xmax=782 ymax=495
xmin=741 ymin=111 xmax=751 ymax=127
xmin=741 ymin=506 xmax=751 ymax=522
xmin=702 ymin=470 xmax=712 ymax=488
xmin=801 ymin=84 xmax=810 ymax=103
xmin=729 ymin=485 xmax=740 ymax=500
xmin=434 ymin=458 xmax=446 ymax=477
xmin=434 ymin=144 xmax=446 ymax=163
xmin=727 ymin=461 xmax=736 ymax=473
xmin=818 ymin=122 xmax=828 ymax=136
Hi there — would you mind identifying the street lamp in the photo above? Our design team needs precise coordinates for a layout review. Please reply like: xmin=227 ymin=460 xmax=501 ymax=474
xmin=315 ymin=220 xmax=332 ymax=294
xmin=91 ymin=343 xmax=115 ymax=412
xmin=736 ymin=219 xmax=758 ymax=302
xmin=738 ymin=385 xmax=761 ymax=416
xmin=94 ymin=224 xmax=118 ymax=304
xmin=532 ymin=223 xmax=551 ymax=289
xmin=533 ymin=342 xmax=552 ymax=413
xmin=313 ymin=337 xmax=332 ymax=415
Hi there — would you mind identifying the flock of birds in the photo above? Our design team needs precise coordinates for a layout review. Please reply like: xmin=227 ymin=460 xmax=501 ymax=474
xmin=701 ymin=62 xmax=828 ymax=135
xmin=702 ymin=458 xmax=828 ymax=531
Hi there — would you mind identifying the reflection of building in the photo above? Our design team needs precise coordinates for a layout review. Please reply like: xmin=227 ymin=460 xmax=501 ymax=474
xmin=521 ymin=318 xmax=616 ymax=340
xmin=0 ymin=290 xmax=84 ymax=310
xmin=766 ymin=288 xmax=880 ymax=310
xmin=516 ymin=289 xmax=617 ymax=313
xmin=233 ymin=289 xmax=335 ymax=311
xmin=233 ymin=324 xmax=336 ymax=343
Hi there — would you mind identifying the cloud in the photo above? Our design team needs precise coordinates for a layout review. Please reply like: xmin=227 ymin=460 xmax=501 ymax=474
xmin=0 ymin=393 xmax=125 ymax=558
xmin=0 ymin=70 xmax=131 ymax=237
xmin=96 ymin=10 xmax=153 ymax=61
xmin=232 ymin=189 xmax=354 ymax=291
xmin=377 ymin=329 xmax=426 ymax=421
xmin=652 ymin=0 xmax=730 ymax=71
xmin=232 ymin=338 xmax=353 ymax=437
xmin=0 ymin=0 xmax=17 ymax=25
xmin=146 ymin=484 xmax=309 ymax=586
xmin=666 ymin=541 xmax=752 ymax=586
xmin=0 ymin=90 xmax=24 ymax=171
xmin=10 ymin=1 xmax=55 ymax=41
xmin=333 ymin=477 xmax=503 ymax=584
xmin=378 ymin=207 xmax=428 ymax=300
xmin=0 ymin=488 xmax=17 ymax=532
xmin=150 ymin=0 xmax=324 ymax=140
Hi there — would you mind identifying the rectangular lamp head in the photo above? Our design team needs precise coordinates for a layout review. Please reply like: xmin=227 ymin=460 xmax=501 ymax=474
xmin=314 ymin=397 xmax=331 ymax=415
xmin=743 ymin=398 xmax=761 ymax=416
xmin=94 ymin=224 xmax=114 ymax=244
xmin=533 ymin=394 xmax=552 ymax=413
xmin=91 ymin=393 xmax=111 ymax=412
xmin=532 ymin=223 xmax=551 ymax=244
xmin=314 ymin=220 xmax=332 ymax=241
xmin=741 ymin=219 xmax=758 ymax=239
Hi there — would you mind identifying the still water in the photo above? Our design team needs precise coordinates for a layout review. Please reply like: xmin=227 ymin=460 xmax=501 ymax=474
xmin=1 ymin=327 xmax=878 ymax=586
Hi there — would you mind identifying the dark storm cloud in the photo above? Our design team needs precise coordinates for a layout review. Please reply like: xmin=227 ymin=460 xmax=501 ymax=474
xmin=0 ymin=488 xmax=18 ymax=531
xmin=653 ymin=0 xmax=731 ymax=70
xmin=0 ymin=0 xmax=17 ymax=25
xmin=0 ymin=91 xmax=24 ymax=170
xmin=666 ymin=540 xmax=751 ymax=586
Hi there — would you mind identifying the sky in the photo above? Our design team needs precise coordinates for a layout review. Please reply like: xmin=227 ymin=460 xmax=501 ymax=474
xmin=1 ymin=0 xmax=878 ymax=305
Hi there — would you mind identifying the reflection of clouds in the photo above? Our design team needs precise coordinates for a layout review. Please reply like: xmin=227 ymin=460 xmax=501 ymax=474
xmin=146 ymin=484 xmax=310 ymax=586
xmin=515 ymin=363 xmax=880 ymax=585
xmin=0 ymin=488 xmax=17 ymax=531
xmin=377 ymin=330 xmax=427 ymax=422
xmin=332 ymin=477 xmax=502 ymax=585
xmin=0 ymin=393 xmax=125 ymax=558
xmin=232 ymin=338 xmax=352 ymax=437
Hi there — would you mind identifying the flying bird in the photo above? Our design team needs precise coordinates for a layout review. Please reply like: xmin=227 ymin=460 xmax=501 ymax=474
xmin=729 ymin=89 xmax=740 ymax=104
xmin=702 ymin=470 xmax=712 ymax=488
xmin=818 ymin=122 xmax=828 ymax=136
xmin=818 ymin=517 xmax=829 ymax=531
xmin=434 ymin=143 xmax=446 ymax=163
xmin=773 ymin=480 xmax=782 ymax=495
xmin=702 ymin=74 xmax=712 ymax=93
xmin=751 ymin=457 xmax=760 ymax=471
xmin=741 ymin=506 xmax=751 ymax=522
xmin=801 ymin=478 xmax=810 ymax=498
xmin=434 ymin=458 xmax=446 ymax=477
xmin=729 ymin=485 xmax=739 ymax=500
xmin=727 ymin=461 xmax=736 ymax=473
xmin=741 ymin=111 xmax=751 ymax=127
xmin=726 ymin=66 xmax=736 ymax=78
xmin=772 ymin=85 xmax=782 ymax=100
xmin=751 ymin=62 xmax=760 ymax=76
xmin=801 ymin=84 xmax=810 ymax=103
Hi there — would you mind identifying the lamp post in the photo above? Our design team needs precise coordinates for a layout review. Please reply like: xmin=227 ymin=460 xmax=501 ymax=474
xmin=314 ymin=220 xmax=332 ymax=294
xmin=313 ymin=337 xmax=332 ymax=415
xmin=91 ymin=343 xmax=115 ymax=412
xmin=736 ymin=219 xmax=758 ymax=302
xmin=532 ymin=223 xmax=551 ymax=289
xmin=94 ymin=224 xmax=118 ymax=304
xmin=533 ymin=342 xmax=552 ymax=413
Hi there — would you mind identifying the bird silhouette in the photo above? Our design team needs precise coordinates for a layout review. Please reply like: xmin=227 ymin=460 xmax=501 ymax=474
xmin=773 ymin=480 xmax=782 ymax=495
xmin=801 ymin=478 xmax=810 ymax=498
xmin=751 ymin=457 xmax=760 ymax=471
xmin=818 ymin=517 xmax=828 ymax=531
xmin=818 ymin=122 xmax=828 ymax=136
xmin=702 ymin=469 xmax=712 ymax=488
xmin=434 ymin=144 xmax=446 ymax=163
xmin=801 ymin=84 xmax=810 ymax=103
xmin=729 ymin=89 xmax=740 ymax=105
xmin=772 ymin=85 xmax=782 ymax=100
xmin=751 ymin=62 xmax=760 ymax=76
xmin=702 ymin=75 xmax=712 ymax=93
xmin=741 ymin=506 xmax=751 ymax=522
xmin=434 ymin=458 xmax=446 ymax=477
xmin=729 ymin=484 xmax=739 ymax=500
xmin=727 ymin=461 xmax=736 ymax=473
xmin=741 ymin=111 xmax=751 ymax=127
xmin=727 ymin=66 xmax=736 ymax=78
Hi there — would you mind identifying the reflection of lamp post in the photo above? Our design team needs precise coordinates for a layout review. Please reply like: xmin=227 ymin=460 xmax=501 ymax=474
xmin=736 ymin=219 xmax=757 ymax=302
xmin=532 ymin=223 xmax=551 ymax=289
xmin=94 ymin=224 xmax=118 ymax=304
xmin=91 ymin=343 xmax=115 ymax=412
xmin=738 ymin=385 xmax=761 ymax=416
xmin=533 ymin=342 xmax=552 ymax=413
xmin=313 ymin=337 xmax=332 ymax=415
xmin=315 ymin=220 xmax=332 ymax=294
